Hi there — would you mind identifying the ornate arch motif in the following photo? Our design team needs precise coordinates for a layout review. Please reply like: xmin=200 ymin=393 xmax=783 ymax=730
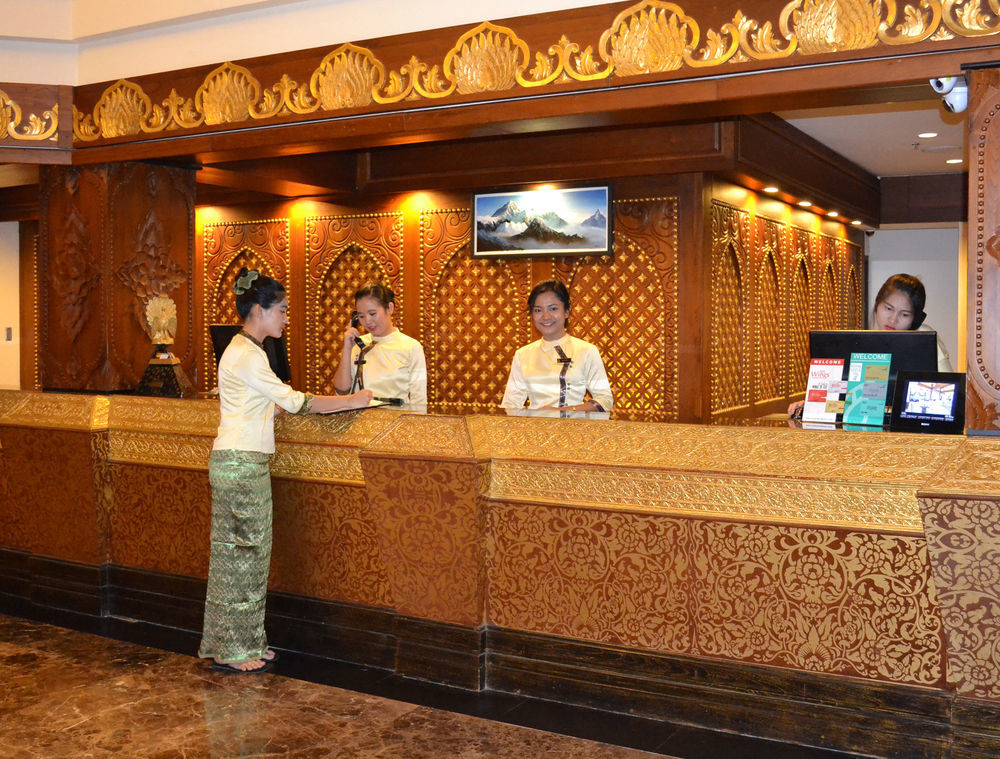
xmin=846 ymin=264 xmax=863 ymax=328
xmin=558 ymin=196 xmax=679 ymax=421
xmin=755 ymin=250 xmax=783 ymax=403
xmin=303 ymin=213 xmax=403 ymax=393
xmin=711 ymin=202 xmax=749 ymax=413
xmin=788 ymin=255 xmax=812 ymax=394
xmin=201 ymin=219 xmax=290 ymax=390
xmin=820 ymin=260 xmax=839 ymax=330
xmin=420 ymin=209 xmax=532 ymax=410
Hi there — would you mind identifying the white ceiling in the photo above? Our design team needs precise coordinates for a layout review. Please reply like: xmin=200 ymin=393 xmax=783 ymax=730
xmin=777 ymin=98 xmax=966 ymax=178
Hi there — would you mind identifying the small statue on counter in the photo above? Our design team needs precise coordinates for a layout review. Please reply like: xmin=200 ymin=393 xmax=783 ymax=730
xmin=136 ymin=294 xmax=194 ymax=398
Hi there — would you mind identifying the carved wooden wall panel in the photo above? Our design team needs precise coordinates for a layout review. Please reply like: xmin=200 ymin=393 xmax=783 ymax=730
xmin=558 ymin=197 xmax=679 ymax=421
xmin=303 ymin=214 xmax=403 ymax=394
xmin=38 ymin=166 xmax=109 ymax=390
xmin=200 ymin=219 xmax=290 ymax=390
xmin=710 ymin=199 xmax=863 ymax=416
xmin=966 ymin=68 xmax=1000 ymax=431
xmin=108 ymin=163 xmax=195 ymax=386
xmin=37 ymin=163 xmax=195 ymax=392
xmin=420 ymin=209 xmax=533 ymax=411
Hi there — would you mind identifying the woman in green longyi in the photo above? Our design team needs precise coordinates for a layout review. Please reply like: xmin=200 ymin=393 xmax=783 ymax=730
xmin=198 ymin=268 xmax=371 ymax=674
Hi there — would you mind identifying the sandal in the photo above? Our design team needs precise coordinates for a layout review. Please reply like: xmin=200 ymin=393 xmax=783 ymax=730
xmin=262 ymin=648 xmax=279 ymax=663
xmin=211 ymin=659 xmax=271 ymax=674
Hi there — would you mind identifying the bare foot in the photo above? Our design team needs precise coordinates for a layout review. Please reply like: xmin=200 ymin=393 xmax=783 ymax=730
xmin=213 ymin=658 xmax=267 ymax=672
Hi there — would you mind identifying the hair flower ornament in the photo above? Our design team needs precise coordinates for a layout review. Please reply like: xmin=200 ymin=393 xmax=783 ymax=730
xmin=233 ymin=269 xmax=260 ymax=295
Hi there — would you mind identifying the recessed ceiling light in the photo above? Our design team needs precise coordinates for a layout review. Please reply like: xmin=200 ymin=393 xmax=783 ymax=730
xmin=763 ymin=186 xmax=779 ymax=193
xmin=851 ymin=220 xmax=862 ymax=226
xmin=827 ymin=211 xmax=839 ymax=217
xmin=946 ymin=158 xmax=963 ymax=165
xmin=797 ymin=200 xmax=812 ymax=207
xmin=918 ymin=132 xmax=938 ymax=139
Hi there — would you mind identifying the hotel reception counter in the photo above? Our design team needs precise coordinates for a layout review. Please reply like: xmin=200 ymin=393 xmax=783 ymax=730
xmin=2 ymin=390 xmax=1000 ymax=757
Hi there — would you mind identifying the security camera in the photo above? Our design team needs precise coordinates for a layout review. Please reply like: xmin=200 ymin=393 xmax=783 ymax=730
xmin=930 ymin=76 xmax=959 ymax=95
xmin=943 ymin=81 xmax=968 ymax=113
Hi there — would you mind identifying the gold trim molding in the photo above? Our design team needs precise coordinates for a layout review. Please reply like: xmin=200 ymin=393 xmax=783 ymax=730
xmin=0 ymin=390 xmax=108 ymax=431
xmin=0 ymin=90 xmax=58 ymax=142
xmin=72 ymin=0 xmax=998 ymax=143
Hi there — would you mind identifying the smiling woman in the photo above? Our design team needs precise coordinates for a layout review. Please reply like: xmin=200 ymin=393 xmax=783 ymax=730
xmin=500 ymin=279 xmax=614 ymax=412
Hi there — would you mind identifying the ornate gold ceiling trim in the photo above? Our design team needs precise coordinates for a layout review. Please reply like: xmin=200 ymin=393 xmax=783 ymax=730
xmin=72 ymin=0 xmax=997 ymax=144
xmin=0 ymin=89 xmax=58 ymax=142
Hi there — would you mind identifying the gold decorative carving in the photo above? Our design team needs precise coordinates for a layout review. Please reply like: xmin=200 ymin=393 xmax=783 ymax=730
xmin=201 ymin=219 xmax=290 ymax=390
xmin=476 ymin=416 xmax=961 ymax=484
xmin=271 ymin=443 xmax=364 ymax=484
xmin=109 ymin=429 xmax=213 ymax=469
xmin=276 ymin=407 xmax=403 ymax=448
xmin=310 ymin=44 xmax=382 ymax=109
xmin=0 ymin=392 xmax=108 ymax=431
xmin=366 ymin=415 xmax=475 ymax=459
xmin=304 ymin=213 xmax=403 ymax=394
xmin=70 ymin=2 xmax=1000 ymax=144
xmin=558 ymin=197 xmax=679 ymax=421
xmin=490 ymin=460 xmax=924 ymax=531
xmin=0 ymin=89 xmax=58 ymax=142
xmin=920 ymin=495 xmax=1000 ymax=699
xmin=109 ymin=396 xmax=218 ymax=436
xmin=420 ymin=209 xmax=532 ymax=411
xmin=920 ymin=439 xmax=1000 ymax=497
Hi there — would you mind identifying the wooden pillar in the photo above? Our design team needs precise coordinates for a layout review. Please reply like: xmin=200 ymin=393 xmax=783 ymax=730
xmin=967 ymin=67 xmax=1000 ymax=430
xmin=37 ymin=163 xmax=195 ymax=392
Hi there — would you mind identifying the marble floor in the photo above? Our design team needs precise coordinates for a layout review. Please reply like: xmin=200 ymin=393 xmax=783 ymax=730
xmin=0 ymin=614 xmax=861 ymax=758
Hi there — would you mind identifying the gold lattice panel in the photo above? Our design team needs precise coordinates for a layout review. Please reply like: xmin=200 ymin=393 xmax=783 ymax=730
xmin=846 ymin=264 xmax=863 ymax=328
xmin=201 ymin=219 xmax=290 ymax=390
xmin=755 ymin=252 xmax=782 ymax=402
xmin=820 ymin=262 xmax=839 ymax=330
xmin=711 ymin=203 xmax=748 ymax=413
xmin=558 ymin=197 xmax=679 ymax=421
xmin=789 ymin=258 xmax=811 ymax=394
xmin=420 ymin=209 xmax=531 ymax=410
xmin=303 ymin=214 xmax=404 ymax=394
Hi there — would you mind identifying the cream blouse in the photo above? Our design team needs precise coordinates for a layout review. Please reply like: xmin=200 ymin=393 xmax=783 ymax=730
xmin=213 ymin=332 xmax=309 ymax=454
xmin=348 ymin=329 xmax=427 ymax=405
xmin=501 ymin=335 xmax=614 ymax=410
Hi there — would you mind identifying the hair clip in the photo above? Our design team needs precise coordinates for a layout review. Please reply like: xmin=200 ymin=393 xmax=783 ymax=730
xmin=233 ymin=270 xmax=260 ymax=295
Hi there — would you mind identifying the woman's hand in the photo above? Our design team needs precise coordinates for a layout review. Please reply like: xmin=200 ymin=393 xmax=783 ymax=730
xmin=343 ymin=325 xmax=362 ymax=349
xmin=345 ymin=389 xmax=374 ymax=408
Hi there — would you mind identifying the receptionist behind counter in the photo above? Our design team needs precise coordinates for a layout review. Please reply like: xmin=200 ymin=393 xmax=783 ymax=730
xmin=501 ymin=280 xmax=614 ymax=413
xmin=789 ymin=272 xmax=953 ymax=417
xmin=333 ymin=283 xmax=427 ymax=405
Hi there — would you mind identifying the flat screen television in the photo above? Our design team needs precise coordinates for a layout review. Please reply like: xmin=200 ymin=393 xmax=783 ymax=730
xmin=808 ymin=329 xmax=938 ymax=405
xmin=209 ymin=324 xmax=291 ymax=383
xmin=472 ymin=184 xmax=611 ymax=257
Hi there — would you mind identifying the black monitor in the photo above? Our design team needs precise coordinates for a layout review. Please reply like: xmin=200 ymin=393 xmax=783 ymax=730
xmin=889 ymin=371 xmax=966 ymax=434
xmin=808 ymin=329 xmax=937 ymax=402
xmin=209 ymin=324 xmax=291 ymax=383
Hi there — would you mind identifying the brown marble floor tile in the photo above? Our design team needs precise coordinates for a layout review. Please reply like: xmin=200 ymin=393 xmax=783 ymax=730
xmin=0 ymin=615 xmax=667 ymax=758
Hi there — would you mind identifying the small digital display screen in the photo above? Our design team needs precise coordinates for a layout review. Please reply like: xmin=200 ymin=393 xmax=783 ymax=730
xmin=899 ymin=380 xmax=957 ymax=422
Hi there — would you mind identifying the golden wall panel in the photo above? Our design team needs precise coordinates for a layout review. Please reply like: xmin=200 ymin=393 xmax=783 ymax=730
xmin=691 ymin=521 xmax=944 ymax=687
xmin=72 ymin=0 xmax=996 ymax=144
xmin=362 ymin=456 xmax=487 ymax=626
xmin=487 ymin=500 xmax=944 ymax=688
xmin=489 ymin=460 xmax=924 ymax=531
xmin=0 ymin=426 xmax=101 ymax=563
xmin=487 ymin=501 xmax=693 ymax=652
xmin=109 ymin=464 xmax=211 ymax=578
xmin=271 ymin=443 xmax=363 ymax=484
xmin=920 ymin=438 xmax=1000 ymax=498
xmin=270 ymin=479 xmax=392 ymax=607
xmin=304 ymin=214 xmax=404 ymax=394
xmin=920 ymin=495 xmax=1000 ymax=700
xmin=201 ymin=219 xmax=290 ymax=390
xmin=557 ymin=197 xmax=679 ymax=421
xmin=710 ymin=200 xmax=862 ymax=414
xmin=420 ymin=208 xmax=533 ymax=411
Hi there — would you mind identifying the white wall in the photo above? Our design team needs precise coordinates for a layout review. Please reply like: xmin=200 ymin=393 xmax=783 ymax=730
xmin=866 ymin=225 xmax=961 ymax=368
xmin=0 ymin=223 xmax=20 ymax=390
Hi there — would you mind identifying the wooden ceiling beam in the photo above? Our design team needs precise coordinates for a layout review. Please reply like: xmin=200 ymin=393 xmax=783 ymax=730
xmin=195 ymin=165 xmax=349 ymax=197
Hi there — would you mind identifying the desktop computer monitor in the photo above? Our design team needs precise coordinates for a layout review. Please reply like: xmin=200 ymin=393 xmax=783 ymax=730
xmin=209 ymin=324 xmax=291 ymax=383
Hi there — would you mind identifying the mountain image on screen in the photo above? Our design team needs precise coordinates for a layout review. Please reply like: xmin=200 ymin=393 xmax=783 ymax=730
xmin=476 ymin=199 xmax=607 ymax=253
